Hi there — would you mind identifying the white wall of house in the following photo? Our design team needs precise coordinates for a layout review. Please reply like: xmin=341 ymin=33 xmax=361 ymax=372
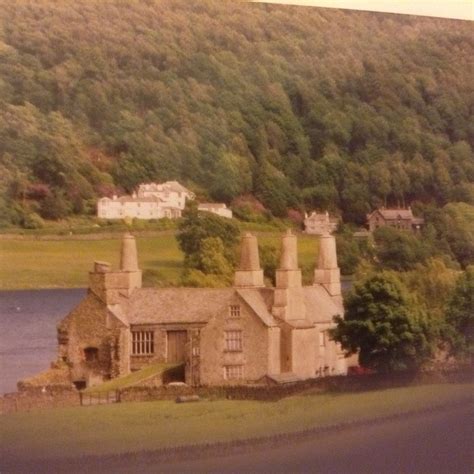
xmin=198 ymin=204 xmax=233 ymax=219
xmin=97 ymin=181 xmax=194 ymax=220
xmin=97 ymin=197 xmax=181 ymax=220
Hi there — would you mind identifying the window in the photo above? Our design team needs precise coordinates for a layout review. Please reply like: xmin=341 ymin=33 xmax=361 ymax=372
xmin=225 ymin=330 xmax=242 ymax=351
xmin=319 ymin=331 xmax=326 ymax=347
xmin=132 ymin=331 xmax=154 ymax=355
xmin=224 ymin=365 xmax=243 ymax=380
xmin=84 ymin=347 xmax=99 ymax=362
xmin=229 ymin=305 xmax=241 ymax=318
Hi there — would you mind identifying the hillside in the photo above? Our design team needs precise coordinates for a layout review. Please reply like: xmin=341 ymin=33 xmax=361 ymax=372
xmin=0 ymin=0 xmax=473 ymax=227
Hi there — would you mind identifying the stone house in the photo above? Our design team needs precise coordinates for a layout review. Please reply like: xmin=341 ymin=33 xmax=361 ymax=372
xmin=304 ymin=211 xmax=339 ymax=235
xmin=97 ymin=181 xmax=194 ymax=220
xmin=198 ymin=203 xmax=233 ymax=219
xmin=56 ymin=231 xmax=354 ymax=389
xmin=366 ymin=207 xmax=424 ymax=232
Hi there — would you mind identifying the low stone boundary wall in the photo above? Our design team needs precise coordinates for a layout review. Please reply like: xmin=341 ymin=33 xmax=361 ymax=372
xmin=2 ymin=369 xmax=472 ymax=414
xmin=0 ymin=386 xmax=80 ymax=414
xmin=120 ymin=369 xmax=473 ymax=403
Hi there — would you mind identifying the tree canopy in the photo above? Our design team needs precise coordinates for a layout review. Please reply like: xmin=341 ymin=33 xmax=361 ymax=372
xmin=445 ymin=267 xmax=474 ymax=358
xmin=0 ymin=0 xmax=473 ymax=227
xmin=176 ymin=202 xmax=240 ymax=273
xmin=332 ymin=273 xmax=435 ymax=372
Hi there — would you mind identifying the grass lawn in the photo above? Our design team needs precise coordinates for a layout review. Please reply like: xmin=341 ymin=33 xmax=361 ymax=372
xmin=0 ymin=232 xmax=319 ymax=290
xmin=1 ymin=383 xmax=472 ymax=460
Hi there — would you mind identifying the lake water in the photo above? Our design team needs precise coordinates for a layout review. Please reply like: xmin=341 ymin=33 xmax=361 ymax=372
xmin=0 ymin=289 xmax=86 ymax=394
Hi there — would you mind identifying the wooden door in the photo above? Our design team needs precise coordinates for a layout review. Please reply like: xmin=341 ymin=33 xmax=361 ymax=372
xmin=167 ymin=331 xmax=187 ymax=363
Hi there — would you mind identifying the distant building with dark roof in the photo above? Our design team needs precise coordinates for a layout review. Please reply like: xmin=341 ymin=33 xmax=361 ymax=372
xmin=367 ymin=207 xmax=424 ymax=232
xmin=48 ymin=231 xmax=355 ymax=390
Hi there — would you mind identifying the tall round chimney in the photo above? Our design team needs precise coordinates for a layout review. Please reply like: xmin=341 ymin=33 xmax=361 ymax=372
xmin=279 ymin=229 xmax=298 ymax=270
xmin=239 ymin=233 xmax=260 ymax=271
xmin=120 ymin=233 xmax=139 ymax=272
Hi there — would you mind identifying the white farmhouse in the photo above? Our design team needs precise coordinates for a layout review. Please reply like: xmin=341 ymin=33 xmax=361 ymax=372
xmin=304 ymin=211 xmax=339 ymax=235
xmin=137 ymin=181 xmax=195 ymax=210
xmin=97 ymin=181 xmax=194 ymax=220
xmin=198 ymin=203 xmax=233 ymax=219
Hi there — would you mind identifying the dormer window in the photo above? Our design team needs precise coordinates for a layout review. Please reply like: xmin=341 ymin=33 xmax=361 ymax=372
xmin=229 ymin=305 xmax=240 ymax=318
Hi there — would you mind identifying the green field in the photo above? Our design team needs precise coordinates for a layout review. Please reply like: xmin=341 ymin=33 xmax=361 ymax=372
xmin=0 ymin=231 xmax=320 ymax=290
xmin=0 ymin=234 xmax=183 ymax=289
xmin=1 ymin=383 xmax=471 ymax=461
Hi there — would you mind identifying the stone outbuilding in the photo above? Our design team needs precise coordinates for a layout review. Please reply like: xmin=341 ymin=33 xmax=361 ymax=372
xmin=56 ymin=230 xmax=354 ymax=389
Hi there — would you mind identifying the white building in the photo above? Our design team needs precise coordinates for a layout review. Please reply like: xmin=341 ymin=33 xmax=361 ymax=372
xmin=97 ymin=181 xmax=194 ymax=220
xmin=198 ymin=203 xmax=233 ymax=219
xmin=137 ymin=181 xmax=194 ymax=210
xmin=304 ymin=211 xmax=339 ymax=235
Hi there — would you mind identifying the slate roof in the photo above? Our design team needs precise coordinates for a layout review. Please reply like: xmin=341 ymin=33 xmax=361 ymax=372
xmin=164 ymin=181 xmax=194 ymax=195
xmin=114 ymin=284 xmax=340 ymax=328
xmin=303 ymin=286 xmax=343 ymax=324
xmin=122 ymin=287 xmax=276 ymax=327
xmin=368 ymin=208 xmax=414 ymax=220
xmin=124 ymin=288 xmax=234 ymax=325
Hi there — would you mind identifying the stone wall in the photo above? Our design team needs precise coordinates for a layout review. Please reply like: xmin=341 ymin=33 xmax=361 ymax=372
xmin=0 ymin=386 xmax=80 ymax=414
xmin=59 ymin=293 xmax=125 ymax=387
xmin=199 ymin=292 xmax=272 ymax=385
xmin=2 ymin=369 xmax=471 ymax=414
xmin=120 ymin=368 xmax=474 ymax=403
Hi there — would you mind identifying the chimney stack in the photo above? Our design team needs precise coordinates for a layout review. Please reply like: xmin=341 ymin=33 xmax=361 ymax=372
xmin=272 ymin=230 xmax=305 ymax=321
xmin=275 ymin=230 xmax=301 ymax=288
xmin=314 ymin=233 xmax=341 ymax=296
xmin=279 ymin=229 xmax=299 ymax=271
xmin=120 ymin=233 xmax=139 ymax=272
xmin=234 ymin=233 xmax=264 ymax=287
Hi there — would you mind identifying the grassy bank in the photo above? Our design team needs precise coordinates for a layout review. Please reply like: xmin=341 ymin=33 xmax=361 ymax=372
xmin=1 ymin=383 xmax=471 ymax=461
xmin=0 ymin=232 xmax=319 ymax=290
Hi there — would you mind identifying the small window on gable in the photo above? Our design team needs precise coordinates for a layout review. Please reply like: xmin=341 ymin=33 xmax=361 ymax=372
xmin=229 ymin=305 xmax=240 ymax=318
xmin=84 ymin=347 xmax=99 ymax=362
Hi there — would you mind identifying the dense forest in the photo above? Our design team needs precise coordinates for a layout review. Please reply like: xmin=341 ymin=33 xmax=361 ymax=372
xmin=0 ymin=0 xmax=473 ymax=227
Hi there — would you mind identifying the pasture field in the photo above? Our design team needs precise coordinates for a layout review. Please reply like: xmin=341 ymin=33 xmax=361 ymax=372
xmin=0 ymin=233 xmax=182 ymax=289
xmin=0 ymin=231 xmax=319 ymax=290
xmin=1 ymin=383 xmax=472 ymax=461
